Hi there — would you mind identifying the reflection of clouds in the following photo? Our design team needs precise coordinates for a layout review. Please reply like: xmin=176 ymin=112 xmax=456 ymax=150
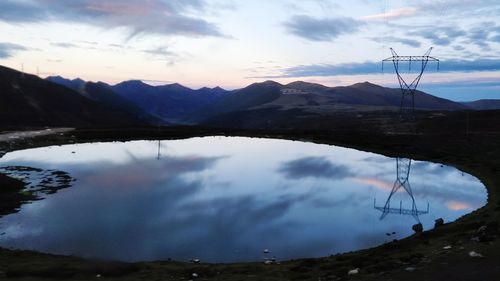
xmin=362 ymin=156 xmax=395 ymax=164
xmin=82 ymin=155 xmax=224 ymax=189
xmin=351 ymin=177 xmax=395 ymax=192
xmin=446 ymin=200 xmax=474 ymax=211
xmin=278 ymin=156 xmax=353 ymax=180
xmin=0 ymin=138 xmax=488 ymax=263
xmin=414 ymin=182 xmax=485 ymax=209
xmin=411 ymin=161 xmax=453 ymax=175
xmin=0 ymin=154 xmax=333 ymax=263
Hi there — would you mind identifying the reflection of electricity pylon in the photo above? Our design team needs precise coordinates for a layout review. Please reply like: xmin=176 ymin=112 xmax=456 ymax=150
xmin=157 ymin=140 xmax=161 ymax=160
xmin=374 ymin=158 xmax=429 ymax=223
xmin=382 ymin=48 xmax=439 ymax=113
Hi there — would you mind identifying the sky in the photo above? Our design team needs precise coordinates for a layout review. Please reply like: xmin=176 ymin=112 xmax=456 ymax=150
xmin=0 ymin=0 xmax=499 ymax=101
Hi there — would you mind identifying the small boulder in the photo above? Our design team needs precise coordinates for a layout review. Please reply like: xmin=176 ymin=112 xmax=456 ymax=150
xmin=434 ymin=218 xmax=444 ymax=228
xmin=405 ymin=267 xmax=416 ymax=272
xmin=412 ymin=223 xmax=423 ymax=233
xmin=477 ymin=225 xmax=487 ymax=234
xmin=348 ymin=268 xmax=359 ymax=275
xmin=469 ymin=251 xmax=483 ymax=258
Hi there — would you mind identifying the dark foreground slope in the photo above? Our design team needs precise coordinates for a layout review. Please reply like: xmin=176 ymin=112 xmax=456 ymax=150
xmin=0 ymin=110 xmax=499 ymax=281
xmin=0 ymin=66 xmax=144 ymax=130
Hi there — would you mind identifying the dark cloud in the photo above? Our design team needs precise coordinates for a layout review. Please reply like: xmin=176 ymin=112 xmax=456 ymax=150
xmin=256 ymin=57 xmax=500 ymax=78
xmin=0 ymin=1 xmax=47 ymax=23
xmin=371 ymin=36 xmax=422 ymax=48
xmin=0 ymin=42 xmax=27 ymax=58
xmin=284 ymin=15 xmax=363 ymax=41
xmin=50 ymin=42 xmax=79 ymax=49
xmin=409 ymin=26 xmax=466 ymax=46
xmin=143 ymin=47 xmax=179 ymax=66
xmin=278 ymin=156 xmax=353 ymax=180
xmin=0 ymin=0 xmax=223 ymax=38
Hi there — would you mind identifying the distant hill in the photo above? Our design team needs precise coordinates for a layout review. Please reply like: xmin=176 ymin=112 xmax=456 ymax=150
xmin=187 ymin=80 xmax=282 ymax=123
xmin=196 ymin=80 xmax=475 ymax=130
xmin=38 ymin=73 xmax=484 ymax=129
xmin=462 ymin=99 xmax=500 ymax=111
xmin=47 ymin=77 xmax=163 ymax=125
xmin=0 ymin=66 xmax=144 ymax=130
xmin=189 ymin=81 xmax=467 ymax=124
xmin=110 ymin=80 xmax=229 ymax=123
xmin=272 ymin=81 xmax=466 ymax=110
xmin=46 ymin=76 xmax=86 ymax=92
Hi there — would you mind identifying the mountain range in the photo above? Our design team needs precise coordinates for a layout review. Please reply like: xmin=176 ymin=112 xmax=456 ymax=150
xmin=0 ymin=64 xmax=498 ymax=130
xmin=0 ymin=66 xmax=143 ymax=130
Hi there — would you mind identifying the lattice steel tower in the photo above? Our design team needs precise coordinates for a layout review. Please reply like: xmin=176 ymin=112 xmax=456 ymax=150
xmin=383 ymin=48 xmax=439 ymax=113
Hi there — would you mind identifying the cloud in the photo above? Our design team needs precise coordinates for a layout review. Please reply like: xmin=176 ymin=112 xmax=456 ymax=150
xmin=284 ymin=15 xmax=363 ymax=41
xmin=278 ymin=156 xmax=353 ymax=180
xmin=363 ymin=7 xmax=418 ymax=21
xmin=50 ymin=42 xmax=79 ymax=49
xmin=0 ymin=42 xmax=27 ymax=58
xmin=0 ymin=0 xmax=224 ymax=38
xmin=371 ymin=36 xmax=422 ymax=48
xmin=143 ymin=46 xmax=176 ymax=57
xmin=409 ymin=26 xmax=466 ymax=46
xmin=256 ymin=58 xmax=500 ymax=78
xmin=142 ymin=46 xmax=180 ymax=66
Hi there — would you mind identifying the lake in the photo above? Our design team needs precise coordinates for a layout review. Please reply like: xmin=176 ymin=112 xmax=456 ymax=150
xmin=0 ymin=136 xmax=486 ymax=263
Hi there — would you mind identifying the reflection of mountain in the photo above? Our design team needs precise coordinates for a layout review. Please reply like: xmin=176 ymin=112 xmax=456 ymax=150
xmin=374 ymin=158 xmax=429 ymax=222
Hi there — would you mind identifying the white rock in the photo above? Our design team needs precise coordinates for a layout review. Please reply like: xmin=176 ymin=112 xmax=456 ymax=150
xmin=264 ymin=260 xmax=273 ymax=265
xmin=405 ymin=267 xmax=416 ymax=272
xmin=96 ymin=274 xmax=101 ymax=278
xmin=443 ymin=245 xmax=452 ymax=250
xmin=192 ymin=273 xmax=198 ymax=278
xmin=469 ymin=251 xmax=483 ymax=258
xmin=348 ymin=268 xmax=359 ymax=275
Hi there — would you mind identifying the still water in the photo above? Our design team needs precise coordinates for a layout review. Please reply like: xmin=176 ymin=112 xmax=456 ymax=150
xmin=0 ymin=137 xmax=486 ymax=263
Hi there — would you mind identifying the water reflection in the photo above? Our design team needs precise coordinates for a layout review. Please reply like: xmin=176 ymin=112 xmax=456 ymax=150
xmin=374 ymin=158 xmax=429 ymax=223
xmin=0 ymin=137 xmax=487 ymax=263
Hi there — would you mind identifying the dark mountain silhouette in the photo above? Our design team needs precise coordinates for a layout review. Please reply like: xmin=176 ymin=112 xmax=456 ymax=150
xmin=188 ymin=81 xmax=467 ymax=124
xmin=110 ymin=80 xmax=229 ymax=123
xmin=195 ymin=80 xmax=476 ymax=130
xmin=33 ymin=70 xmax=499 ymax=130
xmin=47 ymin=77 xmax=163 ymax=125
xmin=46 ymin=76 xmax=86 ymax=92
xmin=462 ymin=100 xmax=500 ymax=111
xmin=275 ymin=81 xmax=466 ymax=110
xmin=187 ymin=80 xmax=282 ymax=123
xmin=0 ymin=66 xmax=144 ymax=130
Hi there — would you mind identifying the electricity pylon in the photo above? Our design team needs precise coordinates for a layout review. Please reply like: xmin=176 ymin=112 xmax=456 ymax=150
xmin=383 ymin=48 xmax=439 ymax=113
xmin=374 ymin=158 xmax=429 ymax=223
